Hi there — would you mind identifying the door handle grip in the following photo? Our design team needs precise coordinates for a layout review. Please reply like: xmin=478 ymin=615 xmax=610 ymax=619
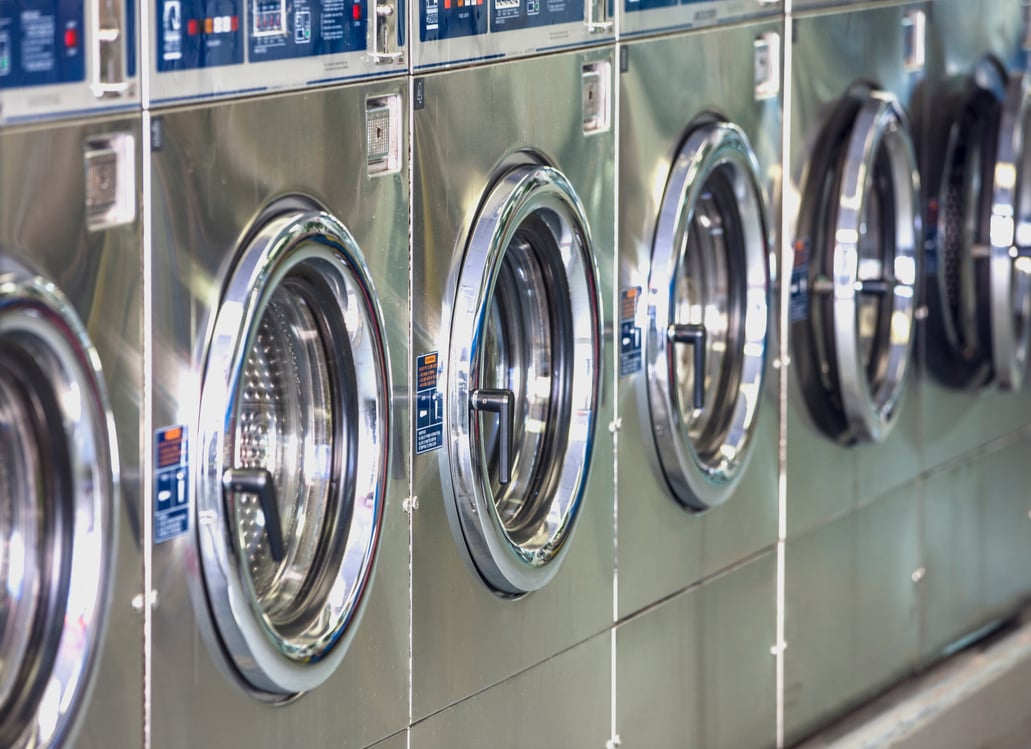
xmin=223 ymin=468 xmax=286 ymax=563
xmin=668 ymin=323 xmax=707 ymax=410
xmin=856 ymin=278 xmax=895 ymax=296
xmin=471 ymin=388 xmax=515 ymax=485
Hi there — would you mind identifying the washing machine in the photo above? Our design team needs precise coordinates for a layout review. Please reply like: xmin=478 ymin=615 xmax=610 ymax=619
xmin=146 ymin=15 xmax=410 ymax=746
xmin=0 ymin=0 xmax=142 ymax=745
xmin=915 ymin=0 xmax=1031 ymax=666
xmin=784 ymin=2 xmax=927 ymax=741
xmin=409 ymin=46 xmax=615 ymax=730
xmin=613 ymin=12 xmax=781 ymax=748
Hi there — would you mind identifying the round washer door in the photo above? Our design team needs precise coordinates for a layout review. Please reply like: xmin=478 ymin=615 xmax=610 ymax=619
xmin=645 ymin=121 xmax=771 ymax=511
xmin=446 ymin=164 xmax=602 ymax=597
xmin=197 ymin=209 xmax=390 ymax=697
xmin=921 ymin=59 xmax=1006 ymax=390
xmin=0 ymin=259 xmax=117 ymax=748
xmin=795 ymin=89 xmax=921 ymax=444
xmin=989 ymin=72 xmax=1031 ymax=391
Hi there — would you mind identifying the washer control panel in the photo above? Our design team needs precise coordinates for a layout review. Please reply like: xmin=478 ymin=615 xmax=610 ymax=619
xmin=0 ymin=0 xmax=138 ymax=123
xmin=620 ymin=0 xmax=781 ymax=39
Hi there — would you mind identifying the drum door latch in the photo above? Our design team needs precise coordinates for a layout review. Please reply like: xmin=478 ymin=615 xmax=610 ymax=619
xmin=902 ymin=9 xmax=926 ymax=72
xmin=754 ymin=31 xmax=780 ymax=100
xmin=85 ymin=133 xmax=136 ymax=231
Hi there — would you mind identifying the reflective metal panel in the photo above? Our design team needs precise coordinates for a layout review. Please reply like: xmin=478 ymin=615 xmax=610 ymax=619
xmin=149 ymin=81 xmax=409 ymax=748
xmin=410 ymin=633 xmax=611 ymax=749
xmin=617 ymin=21 xmax=780 ymax=617
xmin=786 ymin=4 xmax=924 ymax=536
xmin=784 ymin=484 xmax=921 ymax=744
xmin=411 ymin=48 xmax=615 ymax=720
xmin=0 ymin=115 xmax=143 ymax=749
xmin=616 ymin=552 xmax=777 ymax=749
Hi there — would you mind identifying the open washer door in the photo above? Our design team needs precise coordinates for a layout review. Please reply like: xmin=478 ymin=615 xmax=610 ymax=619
xmin=923 ymin=58 xmax=1031 ymax=391
xmin=645 ymin=120 xmax=771 ymax=511
xmin=793 ymin=88 xmax=921 ymax=444
xmin=445 ymin=163 xmax=603 ymax=597
xmin=196 ymin=207 xmax=390 ymax=698
xmin=0 ymin=259 xmax=117 ymax=748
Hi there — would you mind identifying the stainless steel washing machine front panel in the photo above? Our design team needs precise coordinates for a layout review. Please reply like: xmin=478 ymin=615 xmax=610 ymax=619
xmin=786 ymin=2 xmax=925 ymax=537
xmin=149 ymin=81 xmax=409 ymax=749
xmin=617 ymin=19 xmax=780 ymax=618
xmin=0 ymin=115 xmax=142 ymax=749
xmin=920 ymin=0 xmax=1031 ymax=473
xmin=411 ymin=47 xmax=615 ymax=720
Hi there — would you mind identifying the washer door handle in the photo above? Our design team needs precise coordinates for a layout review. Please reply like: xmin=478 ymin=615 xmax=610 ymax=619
xmin=857 ymin=277 xmax=898 ymax=296
xmin=667 ymin=322 xmax=707 ymax=410
xmin=223 ymin=468 xmax=286 ymax=563
xmin=471 ymin=388 xmax=515 ymax=485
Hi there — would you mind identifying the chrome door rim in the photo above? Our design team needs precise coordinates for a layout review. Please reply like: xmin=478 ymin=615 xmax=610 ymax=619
xmin=646 ymin=121 xmax=771 ymax=511
xmin=445 ymin=164 xmax=602 ymax=597
xmin=0 ymin=259 xmax=117 ymax=749
xmin=990 ymin=72 xmax=1031 ymax=391
xmin=831 ymin=93 xmax=920 ymax=442
xmin=196 ymin=208 xmax=390 ymax=696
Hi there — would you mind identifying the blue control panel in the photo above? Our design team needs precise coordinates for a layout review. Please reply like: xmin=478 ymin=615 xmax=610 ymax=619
xmin=0 ymin=0 xmax=85 ymax=89
xmin=491 ymin=0 xmax=582 ymax=33
xmin=157 ymin=0 xmax=367 ymax=71
xmin=420 ymin=0 xmax=485 ymax=43
xmin=624 ymin=0 xmax=709 ymax=16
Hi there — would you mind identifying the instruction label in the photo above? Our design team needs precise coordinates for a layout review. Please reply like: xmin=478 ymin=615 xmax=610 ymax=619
xmin=788 ymin=239 xmax=810 ymax=323
xmin=619 ymin=286 xmax=643 ymax=376
xmin=154 ymin=425 xmax=190 ymax=543
xmin=415 ymin=352 xmax=444 ymax=454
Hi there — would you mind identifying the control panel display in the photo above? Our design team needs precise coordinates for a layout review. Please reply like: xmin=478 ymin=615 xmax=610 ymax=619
xmin=156 ymin=0 xmax=367 ymax=71
xmin=624 ymin=0 xmax=706 ymax=16
xmin=490 ymin=0 xmax=582 ymax=32
xmin=420 ymin=0 xmax=485 ymax=43
xmin=0 ymin=0 xmax=84 ymax=89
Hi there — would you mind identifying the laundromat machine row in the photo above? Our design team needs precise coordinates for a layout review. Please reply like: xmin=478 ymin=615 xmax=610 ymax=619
xmin=1 ymin=0 xmax=1031 ymax=747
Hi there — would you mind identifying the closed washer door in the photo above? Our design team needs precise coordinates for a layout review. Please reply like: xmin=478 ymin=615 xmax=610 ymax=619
xmin=646 ymin=121 xmax=771 ymax=511
xmin=196 ymin=208 xmax=390 ymax=697
xmin=445 ymin=163 xmax=602 ymax=597
xmin=0 ymin=258 xmax=117 ymax=748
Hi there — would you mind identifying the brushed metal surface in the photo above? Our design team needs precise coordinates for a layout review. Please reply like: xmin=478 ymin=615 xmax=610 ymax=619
xmin=786 ymin=3 xmax=925 ymax=537
xmin=410 ymin=632 xmax=610 ymax=749
xmin=615 ymin=551 xmax=777 ymax=749
xmin=410 ymin=47 xmax=616 ymax=720
xmin=784 ymin=482 xmax=921 ymax=744
xmin=977 ymin=435 xmax=1031 ymax=622
xmin=148 ymin=81 xmax=410 ymax=749
xmin=616 ymin=21 xmax=780 ymax=619
xmin=918 ymin=0 xmax=1031 ymax=473
xmin=366 ymin=730 xmax=409 ymax=749
xmin=0 ymin=115 xmax=144 ymax=748
xmin=918 ymin=461 xmax=984 ymax=663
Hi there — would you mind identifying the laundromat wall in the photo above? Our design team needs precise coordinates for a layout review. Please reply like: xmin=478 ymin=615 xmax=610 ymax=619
xmin=5 ymin=0 xmax=1031 ymax=746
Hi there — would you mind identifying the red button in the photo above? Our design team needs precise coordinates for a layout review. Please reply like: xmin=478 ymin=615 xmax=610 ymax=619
xmin=352 ymin=4 xmax=361 ymax=19
xmin=231 ymin=15 xmax=239 ymax=31
xmin=64 ymin=27 xmax=77 ymax=48
xmin=187 ymin=18 xmax=199 ymax=34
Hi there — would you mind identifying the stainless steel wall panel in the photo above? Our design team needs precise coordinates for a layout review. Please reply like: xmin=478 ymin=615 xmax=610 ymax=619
xmin=148 ymin=81 xmax=410 ymax=749
xmin=616 ymin=552 xmax=777 ymax=749
xmin=784 ymin=483 xmax=921 ymax=744
xmin=616 ymin=19 xmax=782 ymax=619
xmin=410 ymin=47 xmax=616 ymax=721
xmin=409 ymin=633 xmax=611 ymax=749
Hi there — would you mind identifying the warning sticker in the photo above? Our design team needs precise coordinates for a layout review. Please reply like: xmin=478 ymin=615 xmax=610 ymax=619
xmin=415 ymin=352 xmax=444 ymax=454
xmin=154 ymin=425 xmax=189 ymax=543
xmin=619 ymin=286 xmax=643 ymax=376
xmin=789 ymin=239 xmax=810 ymax=323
